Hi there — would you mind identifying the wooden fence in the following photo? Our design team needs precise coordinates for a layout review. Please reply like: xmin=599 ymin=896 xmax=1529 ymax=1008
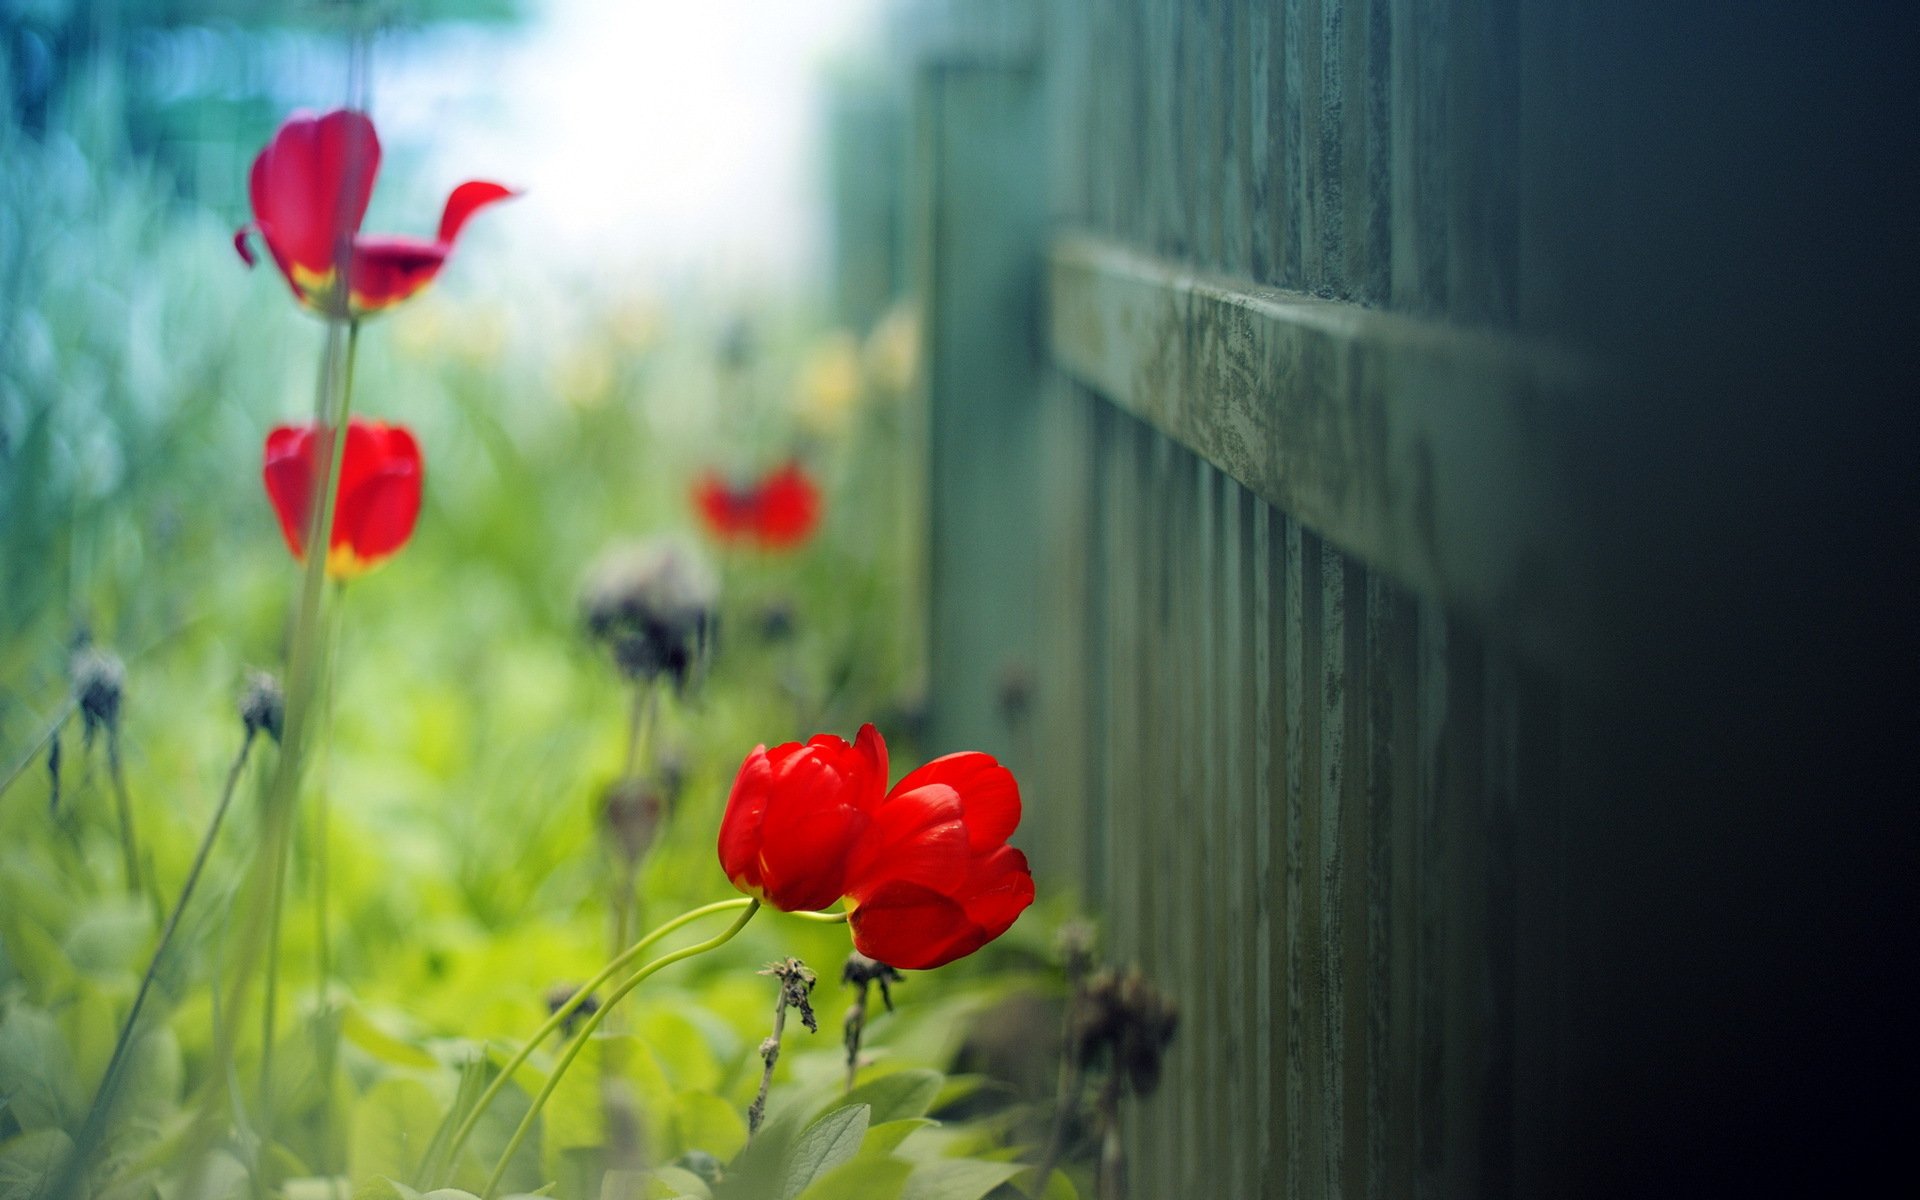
xmin=830 ymin=0 xmax=1910 ymax=1194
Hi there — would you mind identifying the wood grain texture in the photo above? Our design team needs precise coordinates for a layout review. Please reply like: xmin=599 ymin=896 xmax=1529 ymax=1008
xmin=1048 ymin=232 xmax=1595 ymax=674
xmin=890 ymin=1 xmax=1577 ymax=1194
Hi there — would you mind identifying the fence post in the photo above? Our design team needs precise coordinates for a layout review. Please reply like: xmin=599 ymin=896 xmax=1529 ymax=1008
xmin=901 ymin=3 xmax=1048 ymax=797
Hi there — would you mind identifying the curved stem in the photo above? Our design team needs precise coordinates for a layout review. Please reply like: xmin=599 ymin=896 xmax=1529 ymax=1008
xmin=480 ymin=901 xmax=761 ymax=1199
xmin=437 ymin=897 xmax=752 ymax=1180
xmin=790 ymin=908 xmax=850 ymax=924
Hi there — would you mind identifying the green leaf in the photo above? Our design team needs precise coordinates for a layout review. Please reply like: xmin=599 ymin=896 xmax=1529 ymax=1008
xmin=351 ymin=1178 xmax=421 ymax=1200
xmin=632 ymin=1011 xmax=720 ymax=1093
xmin=0 ymin=1006 xmax=77 ymax=1130
xmin=113 ymin=1025 xmax=183 ymax=1123
xmin=1015 ymin=1169 xmax=1078 ymax=1200
xmin=862 ymin=1119 xmax=935 ymax=1157
xmin=898 ymin=1160 xmax=1026 ymax=1200
xmin=62 ymin=904 xmax=151 ymax=980
xmin=0 ymin=1129 xmax=73 ymax=1200
xmin=156 ymin=1150 xmax=250 ymax=1200
xmin=349 ymin=1077 xmax=444 ymax=1187
xmin=641 ymin=1166 xmax=711 ymax=1200
xmin=779 ymin=1105 xmax=870 ymax=1200
xmin=672 ymin=1092 xmax=747 ymax=1163
xmin=823 ymin=1071 xmax=942 ymax=1127
xmin=792 ymin=1156 xmax=911 ymax=1200
xmin=341 ymin=1006 xmax=441 ymax=1071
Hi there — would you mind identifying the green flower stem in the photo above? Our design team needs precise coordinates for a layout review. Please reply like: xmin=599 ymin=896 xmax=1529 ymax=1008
xmin=480 ymin=900 xmax=763 ymax=1200
xmin=439 ymin=897 xmax=749 ymax=1180
xmin=209 ymin=317 xmax=359 ymax=1138
xmin=71 ymin=729 xmax=259 ymax=1162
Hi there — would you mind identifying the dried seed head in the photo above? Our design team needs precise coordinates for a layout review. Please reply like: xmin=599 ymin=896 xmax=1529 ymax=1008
xmin=1070 ymin=966 xmax=1179 ymax=1097
xmin=69 ymin=646 xmax=125 ymax=743
xmin=841 ymin=952 xmax=903 ymax=1012
xmin=545 ymin=983 xmax=601 ymax=1038
xmin=756 ymin=598 xmax=796 ymax=643
xmin=655 ymin=745 xmax=689 ymax=814
xmin=601 ymin=777 xmax=664 ymax=865
xmin=760 ymin=957 xmax=819 ymax=1032
xmin=1056 ymin=919 xmax=1098 ymax=985
xmin=580 ymin=540 xmax=719 ymax=692
xmin=239 ymin=670 xmax=285 ymax=743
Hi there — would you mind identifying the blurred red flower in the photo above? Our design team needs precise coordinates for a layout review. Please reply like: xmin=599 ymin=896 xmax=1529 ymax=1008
xmin=693 ymin=461 xmax=822 ymax=550
xmin=717 ymin=724 xmax=1034 ymax=969
xmin=263 ymin=418 xmax=423 ymax=579
xmin=234 ymin=109 xmax=516 ymax=317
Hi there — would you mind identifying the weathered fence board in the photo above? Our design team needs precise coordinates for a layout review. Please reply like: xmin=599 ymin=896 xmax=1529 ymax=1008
xmin=868 ymin=0 xmax=1916 ymax=1194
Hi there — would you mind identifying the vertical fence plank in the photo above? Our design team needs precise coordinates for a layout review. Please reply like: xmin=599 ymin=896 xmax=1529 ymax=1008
xmin=1256 ymin=499 xmax=1286 ymax=1198
xmin=1222 ymin=471 xmax=1253 ymax=1200
xmin=1285 ymin=518 xmax=1326 ymax=1199
xmin=887 ymin=5 xmax=1578 ymax=1194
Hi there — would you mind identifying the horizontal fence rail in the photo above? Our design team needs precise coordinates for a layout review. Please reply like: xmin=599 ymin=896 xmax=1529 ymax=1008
xmin=1048 ymin=233 xmax=1596 ymax=676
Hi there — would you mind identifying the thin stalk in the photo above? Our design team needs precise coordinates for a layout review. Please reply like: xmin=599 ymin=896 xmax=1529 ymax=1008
xmin=257 ymin=818 xmax=289 ymax=1122
xmin=210 ymin=316 xmax=357 ymax=1137
xmin=1031 ymin=1056 xmax=1085 ymax=1199
xmin=610 ymin=681 xmax=659 ymax=960
xmin=106 ymin=724 xmax=141 ymax=895
xmin=480 ymin=901 xmax=762 ymax=1199
xmin=0 ymin=700 xmax=75 ymax=801
xmin=749 ymin=996 xmax=792 ymax=1136
xmin=621 ymin=683 xmax=657 ymax=781
xmin=71 ymin=730 xmax=258 ymax=1162
xmin=311 ymin=582 xmax=346 ymax=1171
xmin=438 ymin=897 xmax=751 ymax=1179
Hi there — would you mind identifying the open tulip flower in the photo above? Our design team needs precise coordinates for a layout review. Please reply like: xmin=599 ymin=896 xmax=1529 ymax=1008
xmin=234 ymin=108 xmax=516 ymax=317
xmin=718 ymin=724 xmax=1035 ymax=969
xmin=263 ymin=418 xmax=423 ymax=579
xmin=693 ymin=461 xmax=822 ymax=550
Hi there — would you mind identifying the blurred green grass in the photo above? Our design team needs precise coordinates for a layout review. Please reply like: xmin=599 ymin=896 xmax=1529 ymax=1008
xmin=0 ymin=46 xmax=1075 ymax=1200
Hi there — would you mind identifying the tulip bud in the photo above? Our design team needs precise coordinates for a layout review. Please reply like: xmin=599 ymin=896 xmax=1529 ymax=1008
xmin=580 ymin=540 xmax=719 ymax=692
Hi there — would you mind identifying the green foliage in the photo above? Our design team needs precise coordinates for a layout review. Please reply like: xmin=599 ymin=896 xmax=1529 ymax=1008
xmin=0 ymin=27 xmax=1077 ymax=1200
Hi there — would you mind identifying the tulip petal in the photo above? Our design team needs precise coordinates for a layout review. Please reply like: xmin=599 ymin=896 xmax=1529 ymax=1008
xmin=248 ymin=109 xmax=380 ymax=294
xmin=842 ymin=781 xmax=969 ymax=900
xmin=259 ymin=418 xmax=423 ymax=579
xmin=888 ymin=751 xmax=1021 ymax=853
xmin=348 ymin=236 xmax=450 ymax=315
xmin=234 ymin=223 xmax=260 ymax=268
xmin=438 ymin=181 xmax=519 ymax=244
xmin=262 ymin=425 xmax=319 ymax=557
xmin=755 ymin=463 xmax=822 ymax=547
xmin=718 ymin=746 xmax=775 ymax=896
xmin=331 ymin=422 xmax=422 ymax=568
xmin=849 ymin=882 xmax=981 ymax=970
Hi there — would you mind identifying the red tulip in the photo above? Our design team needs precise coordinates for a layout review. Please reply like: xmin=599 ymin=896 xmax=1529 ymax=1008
xmin=262 ymin=418 xmax=423 ymax=579
xmin=234 ymin=109 xmax=516 ymax=317
xmin=693 ymin=461 xmax=822 ymax=550
xmin=715 ymin=724 xmax=1034 ymax=969
xmin=718 ymin=725 xmax=887 ymax=912
xmin=843 ymin=750 xmax=1034 ymax=970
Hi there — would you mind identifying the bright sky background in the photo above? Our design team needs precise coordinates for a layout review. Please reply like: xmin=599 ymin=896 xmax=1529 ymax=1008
xmin=372 ymin=0 xmax=884 ymax=291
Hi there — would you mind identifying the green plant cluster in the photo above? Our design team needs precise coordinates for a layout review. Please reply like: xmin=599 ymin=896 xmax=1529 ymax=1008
xmin=0 ymin=74 xmax=1080 ymax=1200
